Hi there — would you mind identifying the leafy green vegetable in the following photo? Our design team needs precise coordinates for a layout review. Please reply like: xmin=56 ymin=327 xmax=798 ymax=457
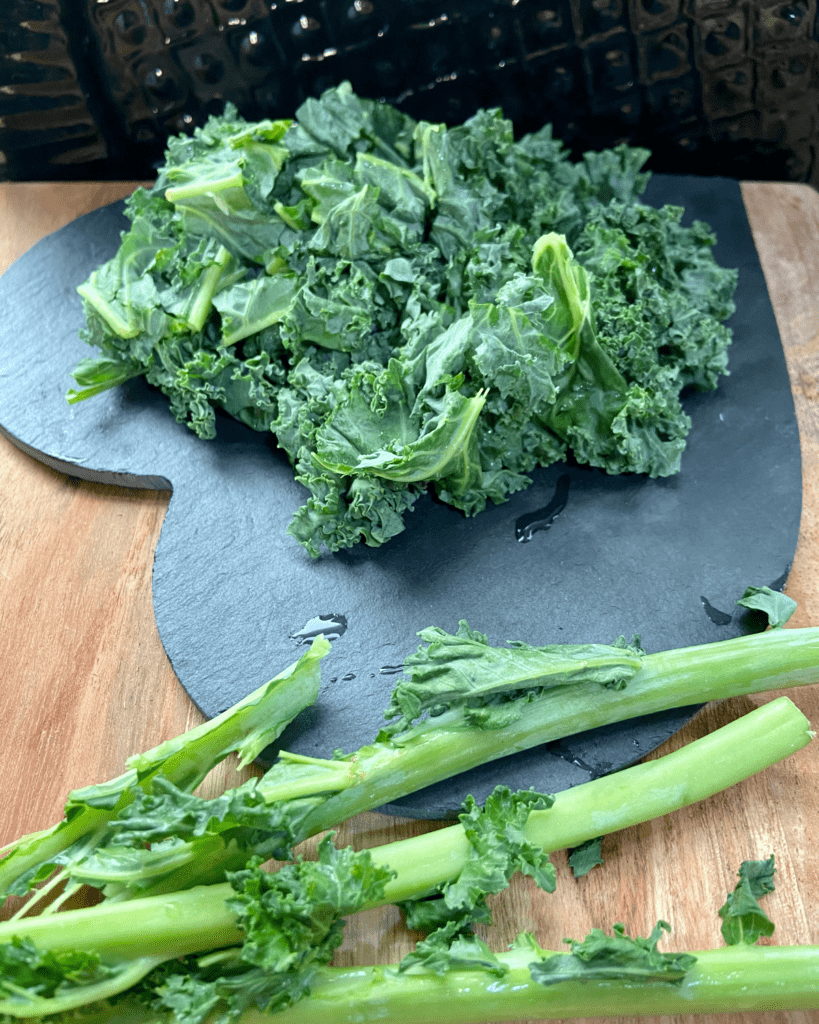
xmin=567 ymin=836 xmax=605 ymax=878
xmin=397 ymin=788 xmax=555 ymax=976
xmin=69 ymin=82 xmax=737 ymax=556
xmin=382 ymin=621 xmax=643 ymax=734
xmin=0 ymin=937 xmax=115 ymax=1008
xmin=736 ymin=586 xmax=798 ymax=629
xmin=530 ymin=920 xmax=697 ymax=985
xmin=718 ymin=855 xmax=777 ymax=945
xmin=140 ymin=837 xmax=395 ymax=1024
xmin=0 ymin=937 xmax=165 ymax=1019
xmin=447 ymin=787 xmax=556 ymax=908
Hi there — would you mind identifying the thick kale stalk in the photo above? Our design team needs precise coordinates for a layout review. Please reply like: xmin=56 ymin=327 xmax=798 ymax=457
xmin=19 ymin=945 xmax=819 ymax=1024
xmin=182 ymin=943 xmax=819 ymax=1024
xmin=0 ymin=693 xmax=809 ymax=1019
xmin=250 ymin=624 xmax=819 ymax=848
xmin=226 ymin=855 xmax=819 ymax=1023
xmin=369 ymin=694 xmax=811 ymax=903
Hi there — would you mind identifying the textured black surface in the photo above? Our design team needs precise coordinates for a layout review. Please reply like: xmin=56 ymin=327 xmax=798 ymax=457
xmin=0 ymin=174 xmax=802 ymax=818
xmin=2 ymin=1 xmax=818 ymax=184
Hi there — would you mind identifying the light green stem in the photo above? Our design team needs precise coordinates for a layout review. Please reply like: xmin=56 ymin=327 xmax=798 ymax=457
xmin=76 ymin=282 xmax=138 ymax=339
xmin=186 ymin=246 xmax=232 ymax=332
xmin=8 ymin=867 xmax=68 ymax=921
xmin=165 ymin=172 xmax=245 ymax=205
xmin=0 ymin=882 xmax=242 ymax=962
xmin=34 ymin=943 xmax=819 ymax=1024
xmin=235 ymin=944 xmax=819 ymax=1023
xmin=277 ymin=628 xmax=819 ymax=841
xmin=371 ymin=694 xmax=812 ymax=902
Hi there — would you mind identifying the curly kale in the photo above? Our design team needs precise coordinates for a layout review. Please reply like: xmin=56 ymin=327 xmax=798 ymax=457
xmin=69 ymin=82 xmax=737 ymax=557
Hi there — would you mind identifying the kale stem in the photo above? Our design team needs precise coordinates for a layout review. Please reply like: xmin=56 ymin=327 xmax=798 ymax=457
xmin=370 ymin=694 xmax=811 ymax=903
xmin=45 ymin=879 xmax=86 ymax=915
xmin=186 ymin=246 xmax=232 ymax=332
xmin=230 ymin=944 xmax=819 ymax=1023
xmin=32 ymin=944 xmax=819 ymax=1024
xmin=165 ymin=172 xmax=245 ymax=205
xmin=76 ymin=283 xmax=138 ymax=339
xmin=0 ymin=882 xmax=241 ymax=961
xmin=136 ymin=629 xmax=819 ymax=899
xmin=281 ymin=628 xmax=819 ymax=842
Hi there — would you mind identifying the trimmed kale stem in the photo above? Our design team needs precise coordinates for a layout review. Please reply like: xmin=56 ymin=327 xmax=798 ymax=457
xmin=0 ymin=883 xmax=243 ymax=962
xmin=370 ymin=694 xmax=813 ymax=903
xmin=262 ymin=628 xmax=819 ymax=841
xmin=1 ymin=696 xmax=808 ymax=965
xmin=36 ymin=944 xmax=819 ymax=1024
xmin=231 ymin=944 xmax=819 ymax=1023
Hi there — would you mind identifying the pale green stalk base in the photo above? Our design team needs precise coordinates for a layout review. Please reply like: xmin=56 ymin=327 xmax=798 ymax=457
xmin=272 ymin=628 xmax=819 ymax=843
xmin=76 ymin=281 xmax=138 ymax=338
xmin=236 ymin=944 xmax=819 ymax=1024
xmin=372 ymin=694 xmax=812 ymax=902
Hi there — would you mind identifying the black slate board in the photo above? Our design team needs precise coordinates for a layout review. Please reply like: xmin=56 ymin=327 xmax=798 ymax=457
xmin=0 ymin=175 xmax=802 ymax=818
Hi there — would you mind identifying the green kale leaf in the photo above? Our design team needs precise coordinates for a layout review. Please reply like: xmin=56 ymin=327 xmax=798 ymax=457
xmin=383 ymin=621 xmax=644 ymax=733
xmin=530 ymin=920 xmax=697 ymax=985
xmin=736 ymin=587 xmax=797 ymax=630
xmin=718 ymin=855 xmax=776 ymax=945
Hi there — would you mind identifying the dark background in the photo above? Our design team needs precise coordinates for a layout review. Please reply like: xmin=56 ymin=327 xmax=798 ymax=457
xmin=1 ymin=0 xmax=817 ymax=185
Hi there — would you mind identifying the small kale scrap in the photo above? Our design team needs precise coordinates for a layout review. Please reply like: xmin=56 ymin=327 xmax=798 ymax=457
xmin=718 ymin=855 xmax=777 ymax=945
xmin=529 ymin=920 xmax=697 ymax=986
xmin=69 ymin=83 xmax=737 ymax=558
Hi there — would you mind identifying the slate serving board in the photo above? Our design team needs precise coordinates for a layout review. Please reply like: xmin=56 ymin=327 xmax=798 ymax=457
xmin=0 ymin=175 xmax=801 ymax=818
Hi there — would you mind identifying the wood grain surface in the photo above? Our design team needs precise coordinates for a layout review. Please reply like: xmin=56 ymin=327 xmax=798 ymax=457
xmin=1 ymin=179 xmax=819 ymax=1024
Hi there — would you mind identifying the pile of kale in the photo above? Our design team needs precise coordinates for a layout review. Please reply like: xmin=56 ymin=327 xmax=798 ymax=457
xmin=70 ymin=81 xmax=738 ymax=557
